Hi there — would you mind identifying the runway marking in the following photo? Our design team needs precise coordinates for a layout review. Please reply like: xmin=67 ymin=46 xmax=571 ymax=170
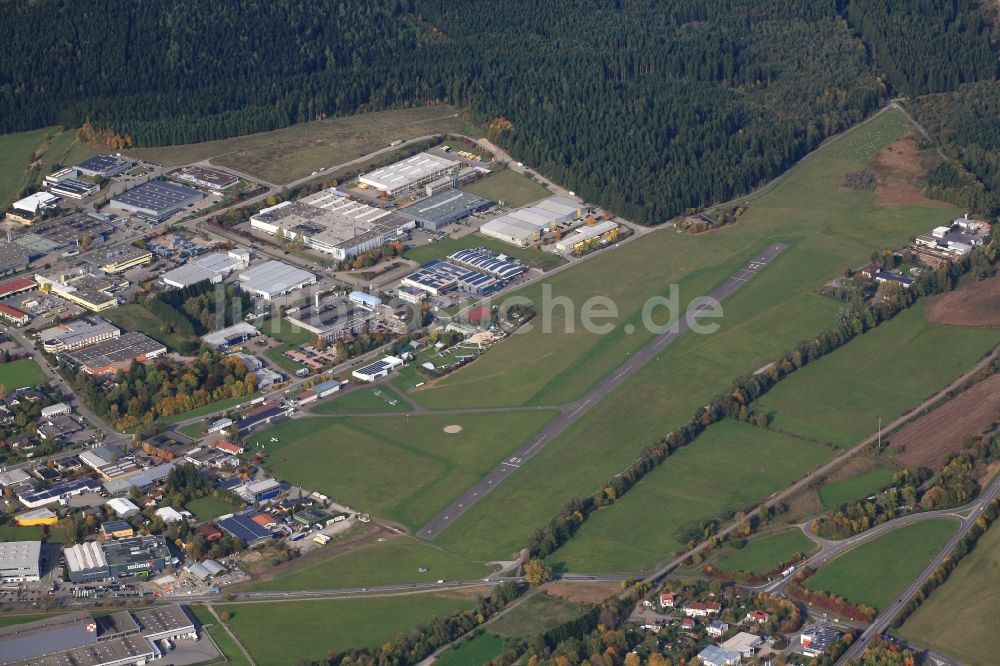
xmin=569 ymin=399 xmax=592 ymax=417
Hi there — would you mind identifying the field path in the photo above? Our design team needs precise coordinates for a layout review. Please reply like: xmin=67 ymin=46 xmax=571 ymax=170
xmin=206 ymin=602 xmax=257 ymax=666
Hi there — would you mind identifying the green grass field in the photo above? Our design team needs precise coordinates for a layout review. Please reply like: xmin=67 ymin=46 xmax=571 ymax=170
xmin=0 ymin=127 xmax=53 ymax=209
xmin=219 ymin=591 xmax=479 ymax=662
xmin=804 ymin=519 xmax=956 ymax=611
xmin=309 ymin=386 xmax=406 ymax=414
xmin=897 ymin=522 xmax=1000 ymax=666
xmin=159 ymin=393 xmax=257 ymax=425
xmin=0 ymin=613 xmax=60 ymax=628
xmin=488 ymin=593 xmax=587 ymax=638
xmin=759 ymin=302 xmax=1000 ymax=448
xmin=820 ymin=467 xmax=898 ymax=508
xmin=188 ymin=605 xmax=252 ymax=666
xmin=258 ymin=410 xmax=557 ymax=529
xmin=715 ymin=530 xmax=817 ymax=575
xmin=264 ymin=343 xmax=306 ymax=374
xmin=0 ymin=359 xmax=47 ymax=389
xmin=435 ymin=633 xmax=508 ymax=666
xmin=461 ymin=168 xmax=551 ymax=207
xmin=404 ymin=232 xmax=567 ymax=271
xmin=256 ymin=317 xmax=316 ymax=346
xmin=248 ymin=538 xmax=495 ymax=591
xmin=128 ymin=106 xmax=477 ymax=185
xmin=185 ymin=495 xmax=240 ymax=522
xmin=102 ymin=303 xmax=192 ymax=351
xmin=546 ymin=420 xmax=834 ymax=572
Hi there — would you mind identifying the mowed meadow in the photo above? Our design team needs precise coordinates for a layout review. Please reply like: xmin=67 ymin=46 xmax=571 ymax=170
xmin=430 ymin=108 xmax=969 ymax=562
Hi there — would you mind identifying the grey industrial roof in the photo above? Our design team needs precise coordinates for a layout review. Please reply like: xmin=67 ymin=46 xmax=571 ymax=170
xmin=238 ymin=260 xmax=315 ymax=296
xmin=61 ymin=332 xmax=165 ymax=369
xmin=75 ymin=154 xmax=133 ymax=176
xmin=0 ymin=541 xmax=41 ymax=570
xmin=399 ymin=189 xmax=491 ymax=224
xmin=112 ymin=180 xmax=204 ymax=215
xmin=360 ymin=151 xmax=458 ymax=191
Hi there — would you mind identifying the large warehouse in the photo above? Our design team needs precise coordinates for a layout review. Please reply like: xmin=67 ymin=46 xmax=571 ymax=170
xmin=110 ymin=180 xmax=204 ymax=222
xmin=39 ymin=317 xmax=121 ymax=353
xmin=400 ymin=260 xmax=502 ymax=296
xmin=65 ymin=535 xmax=172 ymax=583
xmin=237 ymin=260 xmax=316 ymax=300
xmin=250 ymin=189 xmax=415 ymax=260
xmin=398 ymin=189 xmax=492 ymax=231
xmin=59 ymin=331 xmax=167 ymax=375
xmin=286 ymin=299 xmax=379 ymax=342
xmin=359 ymin=151 xmax=460 ymax=195
xmin=0 ymin=541 xmax=41 ymax=582
xmin=479 ymin=196 xmax=587 ymax=247
xmin=161 ymin=249 xmax=250 ymax=288
xmin=75 ymin=154 xmax=134 ymax=178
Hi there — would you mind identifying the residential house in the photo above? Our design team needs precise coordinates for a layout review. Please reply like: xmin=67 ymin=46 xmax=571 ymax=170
xmin=696 ymin=645 xmax=742 ymax=666
xmin=683 ymin=601 xmax=721 ymax=618
xmin=746 ymin=610 xmax=770 ymax=624
xmin=659 ymin=592 xmax=677 ymax=608
xmin=706 ymin=620 xmax=729 ymax=638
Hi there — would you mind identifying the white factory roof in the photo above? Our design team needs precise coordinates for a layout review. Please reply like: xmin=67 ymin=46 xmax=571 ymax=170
xmin=106 ymin=497 xmax=140 ymax=516
xmin=12 ymin=191 xmax=60 ymax=213
xmin=161 ymin=263 xmax=218 ymax=288
xmin=65 ymin=541 xmax=107 ymax=572
xmin=532 ymin=195 xmax=581 ymax=218
xmin=0 ymin=541 xmax=41 ymax=568
xmin=16 ymin=507 xmax=58 ymax=523
xmin=0 ymin=469 xmax=32 ymax=486
xmin=359 ymin=152 xmax=457 ymax=192
xmin=238 ymin=261 xmax=315 ymax=297
xmin=155 ymin=507 xmax=185 ymax=523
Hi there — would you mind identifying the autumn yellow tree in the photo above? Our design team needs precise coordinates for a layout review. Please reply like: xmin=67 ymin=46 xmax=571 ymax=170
xmin=523 ymin=558 xmax=551 ymax=585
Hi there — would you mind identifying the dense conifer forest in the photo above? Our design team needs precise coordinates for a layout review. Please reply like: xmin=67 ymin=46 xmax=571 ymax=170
xmin=1 ymin=0 xmax=997 ymax=223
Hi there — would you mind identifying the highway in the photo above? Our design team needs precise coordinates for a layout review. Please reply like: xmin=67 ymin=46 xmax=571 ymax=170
xmin=418 ymin=243 xmax=788 ymax=539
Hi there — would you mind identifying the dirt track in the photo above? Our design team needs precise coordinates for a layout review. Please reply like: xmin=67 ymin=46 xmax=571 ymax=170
xmin=889 ymin=373 xmax=1000 ymax=469
xmin=926 ymin=272 xmax=1000 ymax=327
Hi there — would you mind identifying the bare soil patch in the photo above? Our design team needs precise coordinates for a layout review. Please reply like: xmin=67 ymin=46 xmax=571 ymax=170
xmin=926 ymin=272 xmax=1000 ymax=328
xmin=889 ymin=374 xmax=1000 ymax=469
xmin=871 ymin=134 xmax=946 ymax=207
xmin=544 ymin=581 xmax=619 ymax=604
xmin=443 ymin=424 xmax=462 ymax=434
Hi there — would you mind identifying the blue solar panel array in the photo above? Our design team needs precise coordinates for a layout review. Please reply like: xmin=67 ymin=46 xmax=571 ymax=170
xmin=449 ymin=248 xmax=526 ymax=280
xmin=218 ymin=514 xmax=272 ymax=544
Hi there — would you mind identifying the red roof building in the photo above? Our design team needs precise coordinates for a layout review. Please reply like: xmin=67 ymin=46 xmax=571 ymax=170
xmin=249 ymin=513 xmax=276 ymax=529
xmin=195 ymin=523 xmax=223 ymax=542
xmin=747 ymin=610 xmax=770 ymax=624
xmin=0 ymin=277 xmax=36 ymax=299
xmin=214 ymin=441 xmax=245 ymax=455
xmin=0 ymin=304 xmax=30 ymax=326
xmin=659 ymin=592 xmax=677 ymax=608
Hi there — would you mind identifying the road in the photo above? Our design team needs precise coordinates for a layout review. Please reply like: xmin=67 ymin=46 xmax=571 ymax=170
xmin=836 ymin=473 xmax=1000 ymax=663
xmin=418 ymin=243 xmax=788 ymax=539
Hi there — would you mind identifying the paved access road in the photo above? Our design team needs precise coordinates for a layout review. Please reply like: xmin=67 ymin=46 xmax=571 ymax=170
xmin=418 ymin=244 xmax=788 ymax=539
xmin=835 ymin=473 xmax=1000 ymax=664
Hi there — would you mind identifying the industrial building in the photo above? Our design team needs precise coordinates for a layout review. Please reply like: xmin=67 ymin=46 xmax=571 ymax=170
xmin=65 ymin=535 xmax=172 ymax=583
xmin=237 ymin=402 xmax=293 ymax=432
xmin=0 ymin=541 xmax=41 ymax=582
xmin=15 ymin=508 xmax=58 ymax=526
xmin=200 ymin=322 xmax=260 ymax=349
xmin=0 ymin=605 xmax=196 ymax=666
xmin=250 ymin=189 xmax=415 ymax=260
xmin=161 ymin=249 xmax=250 ymax=288
xmin=59 ymin=331 xmax=167 ymax=375
xmin=110 ymin=180 xmax=204 ymax=222
xmin=286 ymin=299 xmax=379 ymax=342
xmin=0 ymin=277 xmax=36 ymax=300
xmin=17 ymin=214 xmax=115 ymax=253
xmin=174 ymin=165 xmax=240 ymax=191
xmin=48 ymin=177 xmax=100 ymax=200
xmin=44 ymin=167 xmax=79 ymax=185
xmin=0 ymin=241 xmax=30 ymax=276
xmin=349 ymin=290 xmax=382 ymax=310
xmin=75 ymin=154 xmax=134 ymax=178
xmin=359 ymin=151 xmax=460 ymax=195
xmin=553 ymin=220 xmax=620 ymax=254
xmin=237 ymin=260 xmax=316 ymax=300
xmin=400 ymin=260 xmax=503 ymax=297
xmin=19 ymin=477 xmax=103 ymax=509
xmin=447 ymin=247 xmax=526 ymax=280
xmin=0 ymin=304 xmax=30 ymax=326
xmin=398 ymin=189 xmax=492 ymax=231
xmin=480 ymin=196 xmax=587 ymax=247
xmin=40 ymin=317 xmax=121 ymax=353
xmin=217 ymin=513 xmax=273 ymax=545
xmin=80 ymin=244 xmax=153 ymax=274
xmin=10 ymin=191 xmax=60 ymax=219
xmin=33 ymin=267 xmax=120 ymax=311
xmin=352 ymin=355 xmax=404 ymax=382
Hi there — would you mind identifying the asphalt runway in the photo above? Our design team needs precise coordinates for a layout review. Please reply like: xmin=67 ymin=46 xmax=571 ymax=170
xmin=418 ymin=243 xmax=788 ymax=539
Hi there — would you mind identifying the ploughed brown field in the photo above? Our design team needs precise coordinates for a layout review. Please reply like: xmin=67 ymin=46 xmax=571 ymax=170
xmin=926 ymin=272 xmax=1000 ymax=327
xmin=889 ymin=373 xmax=1000 ymax=469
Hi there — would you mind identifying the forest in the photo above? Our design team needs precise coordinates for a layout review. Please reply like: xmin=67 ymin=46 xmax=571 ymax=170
xmin=0 ymin=1 xmax=996 ymax=224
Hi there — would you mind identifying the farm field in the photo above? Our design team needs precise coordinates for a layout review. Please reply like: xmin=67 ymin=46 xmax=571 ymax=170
xmin=715 ymin=529 xmax=817 ymax=575
xmin=547 ymin=420 xmax=834 ymax=573
xmin=218 ymin=591 xmax=479 ymax=662
xmin=185 ymin=495 xmax=239 ymax=522
xmin=804 ymin=519 xmax=956 ymax=612
xmin=758 ymin=302 xmax=1000 ymax=448
xmin=188 ymin=605 xmax=250 ymax=666
xmin=488 ymin=593 xmax=588 ymax=639
xmin=404 ymin=232 xmax=567 ymax=271
xmin=889 ymin=373 xmax=1000 ymax=469
xmin=820 ymin=466 xmax=898 ymax=508
xmin=435 ymin=633 xmax=508 ymax=666
xmin=926 ymin=270 xmax=1000 ymax=328
xmin=431 ymin=109 xmax=965 ymax=562
xmin=460 ymin=168 xmax=552 ymax=208
xmin=0 ymin=126 xmax=53 ymax=209
xmin=897 ymin=522 xmax=1000 ymax=666
xmin=247 ymin=538 xmax=495 ymax=591
xmin=0 ymin=359 xmax=47 ymax=389
xmin=310 ymin=386 xmax=406 ymax=415
xmin=127 ymin=106 xmax=477 ymax=184
xmin=258 ymin=410 xmax=557 ymax=530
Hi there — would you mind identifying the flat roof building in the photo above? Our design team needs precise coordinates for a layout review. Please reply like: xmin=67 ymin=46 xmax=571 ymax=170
xmin=286 ymin=299 xmax=378 ymax=342
xmin=0 ymin=541 xmax=41 ymax=582
xmin=110 ymin=181 xmax=204 ymax=222
xmin=250 ymin=189 xmax=415 ymax=260
xmin=174 ymin=165 xmax=240 ymax=191
xmin=11 ymin=191 xmax=60 ymax=216
xmin=80 ymin=244 xmax=153 ymax=274
xmin=40 ymin=317 xmax=121 ymax=353
xmin=359 ymin=151 xmax=460 ymax=195
xmin=554 ymin=220 xmax=620 ymax=253
xmin=352 ymin=355 xmax=404 ymax=382
xmin=49 ymin=178 xmax=100 ymax=200
xmin=75 ymin=154 xmax=134 ymax=178
xmin=398 ymin=189 xmax=492 ymax=231
xmin=201 ymin=322 xmax=260 ymax=349
xmin=161 ymin=249 xmax=249 ymax=289
xmin=401 ymin=259 xmax=503 ymax=297
xmin=480 ymin=196 xmax=587 ymax=247
xmin=66 ymin=535 xmax=172 ymax=583
xmin=59 ymin=331 xmax=167 ymax=375
xmin=15 ymin=508 xmax=58 ymax=526
xmin=237 ymin=260 xmax=316 ymax=300
xmin=33 ymin=268 xmax=120 ymax=312
xmin=19 ymin=477 xmax=103 ymax=509
xmin=0 ymin=241 xmax=31 ymax=276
